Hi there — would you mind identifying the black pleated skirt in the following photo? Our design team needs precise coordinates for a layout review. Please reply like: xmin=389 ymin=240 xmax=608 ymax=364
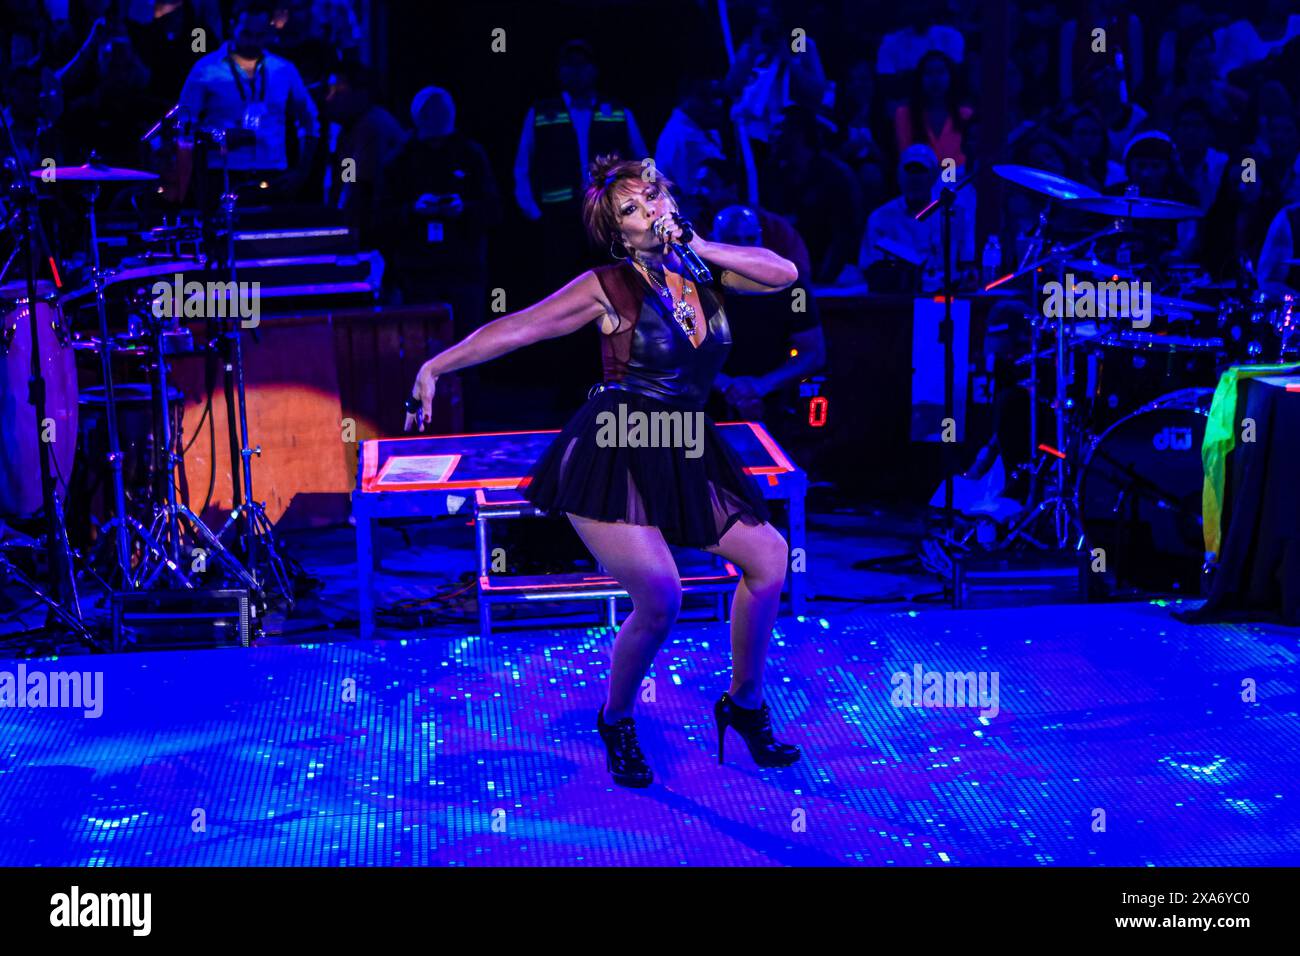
xmin=520 ymin=387 xmax=772 ymax=549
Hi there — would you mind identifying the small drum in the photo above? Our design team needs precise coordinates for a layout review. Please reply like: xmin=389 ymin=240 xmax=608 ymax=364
xmin=0 ymin=281 xmax=79 ymax=517
xmin=1076 ymin=388 xmax=1212 ymax=593
xmin=1214 ymin=292 xmax=1299 ymax=364
xmin=62 ymin=273 xmax=192 ymax=356
xmin=1077 ymin=330 xmax=1225 ymax=430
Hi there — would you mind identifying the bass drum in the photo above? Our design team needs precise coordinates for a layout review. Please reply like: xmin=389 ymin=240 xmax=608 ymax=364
xmin=1076 ymin=388 xmax=1212 ymax=593
xmin=0 ymin=282 xmax=79 ymax=518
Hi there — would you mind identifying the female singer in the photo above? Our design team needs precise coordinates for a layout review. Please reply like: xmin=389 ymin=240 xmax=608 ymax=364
xmin=405 ymin=154 xmax=801 ymax=788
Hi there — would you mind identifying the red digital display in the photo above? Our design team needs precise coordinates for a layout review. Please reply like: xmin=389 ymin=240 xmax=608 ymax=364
xmin=808 ymin=396 xmax=828 ymax=427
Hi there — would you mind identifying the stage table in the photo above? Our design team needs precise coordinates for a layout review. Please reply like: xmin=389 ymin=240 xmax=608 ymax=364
xmin=352 ymin=423 xmax=807 ymax=638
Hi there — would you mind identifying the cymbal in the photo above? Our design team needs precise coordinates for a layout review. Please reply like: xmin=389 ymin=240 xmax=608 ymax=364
xmin=1063 ymin=196 xmax=1201 ymax=220
xmin=29 ymin=161 xmax=159 ymax=183
xmin=1060 ymin=257 xmax=1140 ymax=280
xmin=992 ymin=164 xmax=1101 ymax=201
xmin=1151 ymin=293 xmax=1215 ymax=315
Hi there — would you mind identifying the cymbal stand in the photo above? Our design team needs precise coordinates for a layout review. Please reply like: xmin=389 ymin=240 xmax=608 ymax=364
xmin=208 ymin=177 xmax=294 ymax=607
xmin=0 ymin=157 xmax=95 ymax=646
xmin=132 ymin=313 xmax=260 ymax=595
xmin=990 ymin=216 xmax=1131 ymax=552
xmin=81 ymin=179 xmax=180 ymax=602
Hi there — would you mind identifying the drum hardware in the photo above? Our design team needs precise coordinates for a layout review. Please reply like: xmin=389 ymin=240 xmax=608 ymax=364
xmin=30 ymin=158 xmax=163 ymax=611
xmin=206 ymin=176 xmax=296 ymax=609
xmin=1214 ymin=291 xmax=1299 ymax=364
xmin=934 ymin=165 xmax=1127 ymax=563
xmin=996 ymin=177 xmax=1209 ymax=554
xmin=1149 ymin=294 xmax=1215 ymax=316
xmin=130 ymin=306 xmax=262 ymax=604
xmin=0 ymin=130 xmax=95 ymax=645
xmin=1062 ymin=195 xmax=1203 ymax=221
xmin=28 ymin=161 xmax=160 ymax=183
xmin=930 ymin=165 xmax=1226 ymax=593
xmin=1075 ymin=330 xmax=1225 ymax=431
xmin=1074 ymin=389 xmax=1212 ymax=593
xmin=914 ymin=160 xmax=981 ymax=602
xmin=991 ymin=165 xmax=1101 ymax=202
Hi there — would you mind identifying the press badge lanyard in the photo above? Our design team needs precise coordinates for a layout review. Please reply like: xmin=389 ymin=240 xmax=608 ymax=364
xmin=226 ymin=54 xmax=267 ymax=104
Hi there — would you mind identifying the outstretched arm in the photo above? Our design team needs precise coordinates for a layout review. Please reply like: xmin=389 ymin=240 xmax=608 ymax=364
xmin=406 ymin=271 xmax=608 ymax=430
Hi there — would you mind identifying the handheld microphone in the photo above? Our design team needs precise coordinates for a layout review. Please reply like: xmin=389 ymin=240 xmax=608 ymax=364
xmin=654 ymin=214 xmax=713 ymax=285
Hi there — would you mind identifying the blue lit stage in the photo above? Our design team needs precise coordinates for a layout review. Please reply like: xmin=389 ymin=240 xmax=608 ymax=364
xmin=1 ymin=601 xmax=1295 ymax=867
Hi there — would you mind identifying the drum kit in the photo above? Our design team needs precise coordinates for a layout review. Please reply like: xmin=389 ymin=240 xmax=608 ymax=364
xmin=0 ymin=153 xmax=297 ymax=649
xmin=948 ymin=164 xmax=1299 ymax=593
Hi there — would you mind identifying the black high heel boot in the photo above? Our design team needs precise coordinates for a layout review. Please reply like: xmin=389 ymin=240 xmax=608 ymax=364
xmin=596 ymin=705 xmax=654 ymax=788
xmin=715 ymin=692 xmax=801 ymax=767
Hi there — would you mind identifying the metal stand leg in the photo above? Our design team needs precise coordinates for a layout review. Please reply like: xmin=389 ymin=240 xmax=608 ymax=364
xmin=788 ymin=475 xmax=808 ymax=617
xmin=355 ymin=500 xmax=375 ymax=640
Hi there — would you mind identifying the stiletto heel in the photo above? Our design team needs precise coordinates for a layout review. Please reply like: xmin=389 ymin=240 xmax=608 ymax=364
xmin=714 ymin=692 xmax=800 ymax=767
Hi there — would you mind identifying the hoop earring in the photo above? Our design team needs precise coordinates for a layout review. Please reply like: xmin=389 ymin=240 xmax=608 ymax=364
xmin=609 ymin=237 xmax=629 ymax=260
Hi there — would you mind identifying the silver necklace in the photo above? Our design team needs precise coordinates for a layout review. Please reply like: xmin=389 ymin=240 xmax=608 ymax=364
xmin=634 ymin=258 xmax=697 ymax=336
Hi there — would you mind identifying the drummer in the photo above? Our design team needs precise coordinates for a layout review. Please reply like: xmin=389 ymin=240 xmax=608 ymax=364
xmin=1104 ymin=131 xmax=1201 ymax=261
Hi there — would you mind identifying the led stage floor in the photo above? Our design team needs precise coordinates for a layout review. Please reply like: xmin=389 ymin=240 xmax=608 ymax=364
xmin=1 ymin=601 xmax=1296 ymax=866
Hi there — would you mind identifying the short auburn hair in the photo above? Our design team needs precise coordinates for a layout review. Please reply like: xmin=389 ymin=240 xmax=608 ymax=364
xmin=582 ymin=153 xmax=678 ymax=251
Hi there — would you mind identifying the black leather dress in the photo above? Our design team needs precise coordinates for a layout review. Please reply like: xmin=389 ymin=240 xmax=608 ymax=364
xmin=520 ymin=259 xmax=771 ymax=548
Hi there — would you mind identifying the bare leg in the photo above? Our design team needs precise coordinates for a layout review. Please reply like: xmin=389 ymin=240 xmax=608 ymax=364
xmin=703 ymin=519 xmax=789 ymax=709
xmin=567 ymin=514 xmax=682 ymax=722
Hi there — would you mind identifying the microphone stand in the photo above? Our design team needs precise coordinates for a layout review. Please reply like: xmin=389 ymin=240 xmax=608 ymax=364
xmin=914 ymin=167 xmax=976 ymax=602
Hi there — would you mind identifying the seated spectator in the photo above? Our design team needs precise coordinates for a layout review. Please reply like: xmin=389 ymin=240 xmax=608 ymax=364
xmin=876 ymin=1 xmax=965 ymax=104
xmin=1154 ymin=1 xmax=1211 ymax=93
xmin=858 ymin=143 xmax=975 ymax=291
xmin=831 ymin=57 xmax=889 ymax=215
xmin=1059 ymin=0 xmax=1143 ymax=104
xmin=692 ymin=157 xmax=812 ymax=279
xmin=705 ymin=204 xmax=825 ymax=448
xmin=1063 ymin=106 xmax=1126 ymax=192
xmin=763 ymin=105 xmax=862 ymax=285
xmin=1079 ymin=61 xmax=1147 ymax=164
xmin=724 ymin=0 xmax=829 ymax=144
xmin=1013 ymin=26 xmax=1060 ymax=120
xmin=1172 ymin=98 xmax=1229 ymax=213
xmin=654 ymin=75 xmax=727 ymax=208
xmin=893 ymin=50 xmax=972 ymax=170
xmin=1155 ymin=26 xmax=1248 ymax=136
xmin=1214 ymin=0 xmax=1300 ymax=79
xmin=1258 ymin=111 xmax=1300 ymax=205
xmin=1202 ymin=143 xmax=1277 ymax=281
